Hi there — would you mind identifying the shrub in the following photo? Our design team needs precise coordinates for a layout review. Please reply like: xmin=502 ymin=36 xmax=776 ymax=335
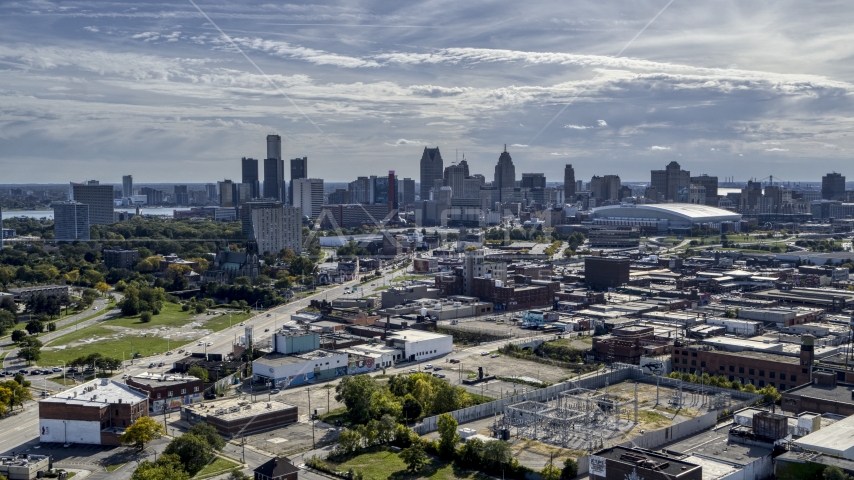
xmin=140 ymin=311 xmax=153 ymax=323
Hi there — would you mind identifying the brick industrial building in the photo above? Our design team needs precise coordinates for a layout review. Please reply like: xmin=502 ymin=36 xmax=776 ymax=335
xmin=585 ymin=257 xmax=630 ymax=290
xmin=126 ymin=373 xmax=205 ymax=413
xmin=589 ymin=446 xmax=702 ymax=480
xmin=781 ymin=372 xmax=854 ymax=416
xmin=181 ymin=399 xmax=298 ymax=438
xmin=592 ymin=325 xmax=674 ymax=364
xmin=39 ymin=379 xmax=149 ymax=445
xmin=672 ymin=335 xmax=815 ymax=391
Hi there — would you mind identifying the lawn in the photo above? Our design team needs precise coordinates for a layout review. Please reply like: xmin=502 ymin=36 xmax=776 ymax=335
xmin=107 ymin=302 xmax=194 ymax=329
xmin=39 ymin=330 xmax=175 ymax=366
xmin=199 ymin=311 xmax=254 ymax=332
xmin=47 ymin=375 xmax=77 ymax=386
xmin=331 ymin=449 xmax=490 ymax=480
xmin=193 ymin=457 xmax=241 ymax=479
xmin=104 ymin=463 xmax=125 ymax=472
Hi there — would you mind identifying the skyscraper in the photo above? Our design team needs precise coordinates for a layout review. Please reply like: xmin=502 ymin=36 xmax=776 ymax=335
xmin=263 ymin=158 xmax=285 ymax=202
xmin=205 ymin=184 xmax=218 ymax=204
xmin=240 ymin=201 xmax=302 ymax=255
xmin=293 ymin=178 xmax=324 ymax=219
xmin=420 ymin=147 xmax=444 ymax=201
xmin=493 ymin=145 xmax=516 ymax=201
xmin=564 ymin=165 xmax=576 ymax=202
xmin=401 ymin=178 xmax=416 ymax=205
xmin=348 ymin=177 xmax=371 ymax=204
xmin=70 ymin=182 xmax=114 ymax=225
xmin=444 ymin=160 xmax=468 ymax=198
xmin=241 ymin=157 xmax=260 ymax=199
xmin=388 ymin=170 xmax=398 ymax=215
xmin=650 ymin=161 xmax=690 ymax=202
xmin=218 ymin=179 xmax=234 ymax=207
xmin=122 ymin=175 xmax=133 ymax=198
xmin=267 ymin=134 xmax=281 ymax=161
xmin=53 ymin=201 xmax=90 ymax=242
xmin=289 ymin=157 xmax=308 ymax=205
xmin=174 ymin=185 xmax=189 ymax=206
xmin=521 ymin=173 xmax=546 ymax=189
xmin=822 ymin=172 xmax=846 ymax=200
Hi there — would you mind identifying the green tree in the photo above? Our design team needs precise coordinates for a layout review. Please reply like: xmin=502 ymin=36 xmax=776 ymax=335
xmin=437 ymin=413 xmax=460 ymax=459
xmin=120 ymin=416 xmax=165 ymax=450
xmin=25 ymin=320 xmax=42 ymax=335
xmin=337 ymin=428 xmax=362 ymax=455
xmin=10 ymin=330 xmax=27 ymax=343
xmin=399 ymin=441 xmax=427 ymax=473
xmin=195 ymin=303 xmax=206 ymax=314
xmin=131 ymin=455 xmax=190 ymax=480
xmin=233 ymin=277 xmax=251 ymax=287
xmin=541 ymin=462 xmax=562 ymax=480
xmin=561 ymin=457 xmax=579 ymax=479
xmin=140 ymin=311 xmax=153 ymax=323
xmin=0 ymin=380 xmax=32 ymax=411
xmin=481 ymin=440 xmax=513 ymax=472
xmin=335 ymin=375 xmax=379 ymax=424
xmin=456 ymin=437 xmax=485 ymax=468
xmin=227 ymin=472 xmax=251 ymax=480
xmin=18 ymin=345 xmax=41 ymax=365
xmin=187 ymin=366 xmax=210 ymax=382
xmin=187 ymin=422 xmax=225 ymax=451
xmin=163 ymin=434 xmax=214 ymax=475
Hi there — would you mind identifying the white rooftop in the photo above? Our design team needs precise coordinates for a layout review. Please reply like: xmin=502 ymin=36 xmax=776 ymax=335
xmin=43 ymin=378 xmax=147 ymax=407
xmin=387 ymin=330 xmax=450 ymax=342
xmin=794 ymin=413 xmax=854 ymax=459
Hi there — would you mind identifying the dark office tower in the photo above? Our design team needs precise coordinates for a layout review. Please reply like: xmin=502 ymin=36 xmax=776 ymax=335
xmin=444 ymin=160 xmax=468 ymax=198
xmin=263 ymin=158 xmax=285 ymax=202
xmin=822 ymin=172 xmax=846 ymax=200
xmin=420 ymin=147 xmax=444 ymax=201
xmin=70 ymin=182 xmax=114 ymax=225
xmin=267 ymin=134 xmax=281 ymax=161
xmin=388 ymin=170 xmax=398 ymax=214
xmin=402 ymin=178 xmax=416 ymax=205
xmin=289 ymin=157 xmax=308 ymax=205
xmin=241 ymin=157 xmax=260 ymax=199
xmin=564 ymin=165 xmax=576 ymax=201
xmin=521 ymin=173 xmax=546 ymax=189
xmin=174 ymin=185 xmax=189 ymax=206
xmin=494 ymin=145 xmax=516 ymax=201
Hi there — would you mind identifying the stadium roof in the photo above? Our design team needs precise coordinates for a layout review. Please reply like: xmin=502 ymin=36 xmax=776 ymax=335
xmin=592 ymin=203 xmax=742 ymax=223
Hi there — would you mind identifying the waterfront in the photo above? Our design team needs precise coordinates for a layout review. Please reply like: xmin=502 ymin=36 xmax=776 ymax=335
xmin=2 ymin=207 xmax=191 ymax=220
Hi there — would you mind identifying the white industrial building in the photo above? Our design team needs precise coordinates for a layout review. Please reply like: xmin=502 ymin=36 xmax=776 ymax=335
xmin=386 ymin=330 xmax=453 ymax=362
xmin=253 ymin=349 xmax=349 ymax=389
xmin=794 ymin=412 xmax=854 ymax=459
xmin=705 ymin=317 xmax=762 ymax=336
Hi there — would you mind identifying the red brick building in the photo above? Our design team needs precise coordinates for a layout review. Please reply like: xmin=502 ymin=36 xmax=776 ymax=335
xmin=126 ymin=373 xmax=205 ymax=413
xmin=781 ymin=372 xmax=854 ymax=416
xmin=39 ymin=378 xmax=149 ymax=445
xmin=592 ymin=326 xmax=674 ymax=364
xmin=472 ymin=277 xmax=559 ymax=311
xmin=672 ymin=336 xmax=815 ymax=391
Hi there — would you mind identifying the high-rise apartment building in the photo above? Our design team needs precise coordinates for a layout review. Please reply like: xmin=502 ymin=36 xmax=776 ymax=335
xmin=218 ymin=179 xmax=234 ymax=208
xmin=388 ymin=171 xmax=398 ymax=215
xmin=122 ymin=175 xmax=133 ymax=197
xmin=53 ymin=201 xmax=90 ymax=242
xmin=263 ymin=158 xmax=285 ymax=202
xmin=205 ymin=184 xmax=218 ymax=204
xmin=293 ymin=178 xmax=324 ymax=219
xmin=521 ymin=173 xmax=546 ymax=190
xmin=420 ymin=147 xmax=444 ymax=201
xmin=241 ymin=201 xmax=302 ymax=255
xmin=494 ymin=145 xmax=516 ymax=201
xmin=348 ymin=177 xmax=371 ymax=204
xmin=564 ymin=165 xmax=576 ymax=202
xmin=650 ymin=161 xmax=690 ymax=202
xmin=174 ymin=185 xmax=189 ymax=206
xmin=140 ymin=187 xmax=164 ymax=205
xmin=289 ymin=157 xmax=308 ymax=205
xmin=822 ymin=172 xmax=846 ymax=200
xmin=241 ymin=157 xmax=260 ymax=199
xmin=70 ymin=182 xmax=114 ymax=225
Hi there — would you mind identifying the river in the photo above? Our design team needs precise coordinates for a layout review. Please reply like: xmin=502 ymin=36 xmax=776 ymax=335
xmin=2 ymin=208 xmax=192 ymax=220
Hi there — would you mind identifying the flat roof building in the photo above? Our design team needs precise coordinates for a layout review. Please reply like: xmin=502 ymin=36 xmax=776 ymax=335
xmin=0 ymin=455 xmax=51 ymax=480
xmin=182 ymin=399 xmax=298 ymax=438
xmin=794 ymin=411 xmax=854 ymax=459
xmin=592 ymin=203 xmax=741 ymax=232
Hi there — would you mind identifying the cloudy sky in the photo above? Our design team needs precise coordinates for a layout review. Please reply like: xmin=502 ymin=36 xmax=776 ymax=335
xmin=2 ymin=0 xmax=853 ymax=184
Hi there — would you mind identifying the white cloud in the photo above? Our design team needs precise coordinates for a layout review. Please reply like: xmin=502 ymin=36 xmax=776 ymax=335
xmin=83 ymin=26 xmax=99 ymax=33
xmin=597 ymin=120 xmax=607 ymax=127
xmin=650 ymin=146 xmax=670 ymax=150
xmin=764 ymin=148 xmax=790 ymax=152
xmin=564 ymin=124 xmax=593 ymax=129
xmin=511 ymin=144 xmax=528 ymax=147
xmin=225 ymin=37 xmax=380 ymax=68
xmin=385 ymin=138 xmax=425 ymax=146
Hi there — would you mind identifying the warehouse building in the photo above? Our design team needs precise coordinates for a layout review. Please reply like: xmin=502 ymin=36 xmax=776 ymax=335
xmin=386 ymin=330 xmax=453 ymax=362
xmin=0 ymin=455 xmax=51 ymax=480
xmin=182 ymin=399 xmax=298 ymax=438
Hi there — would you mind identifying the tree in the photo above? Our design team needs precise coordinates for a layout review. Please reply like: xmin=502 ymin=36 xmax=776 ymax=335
xmin=399 ymin=441 xmax=427 ymax=473
xmin=456 ymin=437 xmax=485 ymax=468
xmin=561 ymin=457 xmax=579 ymax=479
xmin=481 ymin=440 xmax=513 ymax=472
xmin=541 ymin=461 xmax=562 ymax=480
xmin=140 ymin=311 xmax=153 ymax=323
xmin=437 ymin=413 xmax=460 ymax=458
xmin=2 ymin=379 xmax=32 ymax=410
xmin=120 ymin=416 xmax=165 ymax=450
xmin=163 ymin=434 xmax=214 ymax=475
xmin=337 ymin=428 xmax=362 ymax=455
xmin=10 ymin=330 xmax=27 ymax=343
xmin=25 ymin=320 xmax=43 ymax=335
xmin=188 ymin=422 xmax=225 ymax=451
xmin=335 ymin=375 xmax=379 ymax=424
xmin=95 ymin=282 xmax=110 ymax=295
xmin=233 ymin=276 xmax=251 ymax=286
xmin=227 ymin=472 xmax=251 ymax=480
xmin=824 ymin=466 xmax=853 ymax=480
xmin=195 ymin=303 xmax=206 ymax=314
xmin=187 ymin=366 xmax=209 ymax=382
xmin=131 ymin=456 xmax=190 ymax=480
xmin=18 ymin=346 xmax=41 ymax=365
xmin=47 ymin=322 xmax=56 ymax=332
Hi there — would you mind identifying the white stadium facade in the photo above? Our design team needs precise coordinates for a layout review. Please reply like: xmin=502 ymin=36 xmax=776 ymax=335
xmin=591 ymin=204 xmax=742 ymax=233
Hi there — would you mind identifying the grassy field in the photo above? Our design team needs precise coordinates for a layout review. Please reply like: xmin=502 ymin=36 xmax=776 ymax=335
xmin=39 ymin=328 xmax=174 ymax=366
xmin=55 ymin=299 xmax=118 ymax=332
xmin=193 ymin=457 xmax=241 ymax=479
xmin=199 ymin=311 xmax=254 ymax=332
xmin=107 ymin=302 xmax=193 ymax=329
xmin=331 ymin=449 xmax=490 ymax=480
xmin=47 ymin=375 xmax=77 ymax=386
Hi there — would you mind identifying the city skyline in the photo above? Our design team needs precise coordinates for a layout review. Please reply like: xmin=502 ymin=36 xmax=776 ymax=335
xmin=2 ymin=1 xmax=854 ymax=183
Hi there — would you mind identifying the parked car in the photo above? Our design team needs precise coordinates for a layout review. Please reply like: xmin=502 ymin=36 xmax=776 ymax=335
xmin=424 ymin=364 xmax=433 ymax=369
xmin=18 ymin=369 xmax=28 ymax=375
xmin=239 ymin=322 xmax=245 ymax=326
xmin=449 ymin=358 xmax=460 ymax=364
xmin=266 ymin=314 xmax=271 ymax=317
xmin=436 ymin=373 xmax=446 ymax=378
xmin=158 ymin=362 xmax=164 ymax=367
xmin=264 ymin=328 xmax=270 ymax=332
xmin=270 ymin=389 xmax=280 ymax=394
xmin=52 ymin=367 xmax=62 ymax=372
xmin=408 ymin=369 xmax=417 ymax=373
xmin=481 ymin=351 xmax=489 ymax=356
xmin=30 ymin=370 xmax=41 ymax=375
xmin=433 ymin=366 xmax=442 ymax=371
xmin=197 ymin=341 xmax=203 ymax=346
xmin=206 ymin=342 xmax=213 ymax=346
xmin=165 ymin=351 xmax=172 ymax=355
xmin=148 ymin=362 xmax=155 ymax=368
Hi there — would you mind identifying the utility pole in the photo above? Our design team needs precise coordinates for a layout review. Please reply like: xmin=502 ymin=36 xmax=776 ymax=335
xmin=327 ymin=388 xmax=330 ymax=415
xmin=307 ymin=387 xmax=315 ymax=449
